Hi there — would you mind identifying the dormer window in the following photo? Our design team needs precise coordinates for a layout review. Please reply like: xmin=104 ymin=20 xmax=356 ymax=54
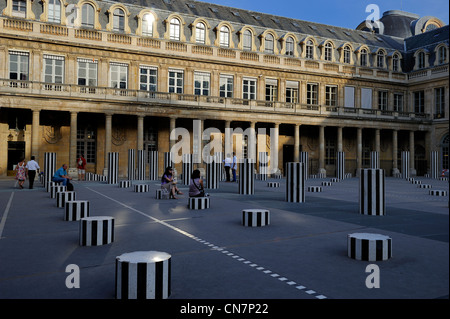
xmin=12 ymin=0 xmax=26 ymax=18
xmin=113 ymin=8 xmax=125 ymax=32
xmin=392 ymin=53 xmax=400 ymax=71
xmin=243 ymin=29 xmax=252 ymax=51
xmin=48 ymin=0 xmax=61 ymax=23
xmin=360 ymin=48 xmax=368 ymax=66
xmin=306 ymin=40 xmax=314 ymax=59
xmin=142 ymin=13 xmax=154 ymax=36
xmin=265 ymin=34 xmax=274 ymax=54
xmin=220 ymin=26 xmax=230 ymax=47
xmin=438 ymin=46 xmax=447 ymax=65
xmin=170 ymin=18 xmax=180 ymax=41
xmin=195 ymin=22 xmax=206 ymax=44
xmin=343 ymin=45 xmax=351 ymax=64
xmin=418 ymin=51 xmax=425 ymax=69
xmin=82 ymin=3 xmax=95 ymax=28
xmin=324 ymin=42 xmax=332 ymax=61
xmin=285 ymin=37 xmax=294 ymax=56
xmin=377 ymin=51 xmax=385 ymax=68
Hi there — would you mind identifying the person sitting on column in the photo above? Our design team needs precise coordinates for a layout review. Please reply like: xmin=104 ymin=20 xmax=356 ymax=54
xmin=189 ymin=169 xmax=209 ymax=198
xmin=52 ymin=164 xmax=72 ymax=186
xmin=77 ymin=154 xmax=87 ymax=181
xmin=161 ymin=166 xmax=183 ymax=199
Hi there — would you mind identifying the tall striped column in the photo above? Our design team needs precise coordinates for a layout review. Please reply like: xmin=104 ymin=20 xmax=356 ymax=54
xmin=258 ymin=152 xmax=268 ymax=181
xmin=401 ymin=151 xmax=410 ymax=180
xmin=359 ymin=168 xmax=385 ymax=216
xmin=206 ymin=156 xmax=219 ymax=189
xmin=214 ymin=152 xmax=224 ymax=181
xmin=370 ymin=151 xmax=380 ymax=169
xmin=164 ymin=152 xmax=173 ymax=170
xmin=148 ymin=151 xmax=159 ymax=180
xmin=107 ymin=152 xmax=119 ymax=184
xmin=300 ymin=152 xmax=309 ymax=180
xmin=336 ymin=152 xmax=345 ymax=180
xmin=44 ymin=152 xmax=57 ymax=190
xmin=128 ymin=149 xmax=136 ymax=180
xmin=430 ymin=151 xmax=439 ymax=179
xmin=238 ymin=159 xmax=255 ymax=195
xmin=136 ymin=150 xmax=145 ymax=180
xmin=182 ymin=154 xmax=193 ymax=185
xmin=286 ymin=162 xmax=305 ymax=203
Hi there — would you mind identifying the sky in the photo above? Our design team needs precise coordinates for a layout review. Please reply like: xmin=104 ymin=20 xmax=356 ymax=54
xmin=199 ymin=0 xmax=449 ymax=30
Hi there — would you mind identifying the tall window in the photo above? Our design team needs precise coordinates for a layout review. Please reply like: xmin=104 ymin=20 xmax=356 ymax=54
xmin=12 ymin=0 xmax=26 ymax=18
xmin=195 ymin=22 xmax=206 ymax=44
xmin=306 ymin=40 xmax=314 ymax=59
xmin=113 ymin=9 xmax=125 ymax=32
xmin=77 ymin=127 xmax=96 ymax=164
xmin=265 ymin=79 xmax=278 ymax=102
xmin=44 ymin=55 xmax=64 ymax=84
xmin=142 ymin=14 xmax=154 ymax=36
xmin=139 ymin=66 xmax=157 ymax=92
xmin=324 ymin=43 xmax=332 ymax=61
xmin=307 ymin=83 xmax=318 ymax=105
xmin=219 ymin=75 xmax=233 ymax=98
xmin=435 ymin=87 xmax=445 ymax=118
xmin=242 ymin=78 xmax=256 ymax=100
xmin=168 ymin=69 xmax=183 ymax=94
xmin=220 ymin=26 xmax=230 ymax=47
xmin=285 ymin=37 xmax=294 ymax=56
xmin=110 ymin=63 xmax=128 ymax=89
xmin=48 ymin=0 xmax=61 ymax=23
xmin=194 ymin=72 xmax=210 ymax=96
xmin=377 ymin=51 xmax=385 ymax=68
xmin=442 ymin=134 xmax=449 ymax=170
xmin=438 ymin=46 xmax=447 ymax=65
xmin=325 ymin=139 xmax=336 ymax=165
xmin=393 ymin=93 xmax=403 ymax=112
xmin=360 ymin=49 xmax=368 ymax=66
xmin=170 ymin=18 xmax=180 ymax=41
xmin=392 ymin=54 xmax=400 ymax=71
xmin=378 ymin=91 xmax=388 ymax=110
xmin=265 ymin=34 xmax=274 ymax=54
xmin=418 ymin=51 xmax=426 ymax=69
xmin=325 ymin=86 xmax=337 ymax=107
xmin=286 ymin=81 xmax=299 ymax=104
xmin=345 ymin=86 xmax=355 ymax=108
xmin=414 ymin=91 xmax=425 ymax=113
xmin=343 ymin=45 xmax=351 ymax=64
xmin=9 ymin=51 xmax=29 ymax=81
xmin=243 ymin=30 xmax=252 ymax=51
xmin=81 ymin=3 xmax=95 ymax=28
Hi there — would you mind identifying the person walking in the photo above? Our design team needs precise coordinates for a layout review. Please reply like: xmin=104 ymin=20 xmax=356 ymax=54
xmin=77 ymin=154 xmax=87 ymax=181
xmin=15 ymin=158 xmax=27 ymax=189
xmin=223 ymin=153 xmax=232 ymax=182
xmin=231 ymin=152 xmax=237 ymax=182
xmin=25 ymin=156 xmax=40 ymax=189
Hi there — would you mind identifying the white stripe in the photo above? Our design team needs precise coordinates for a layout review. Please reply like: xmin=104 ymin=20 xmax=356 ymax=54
xmin=0 ymin=192 xmax=15 ymax=239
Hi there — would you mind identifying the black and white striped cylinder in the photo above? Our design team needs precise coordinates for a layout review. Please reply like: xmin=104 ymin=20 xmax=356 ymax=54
xmin=370 ymin=151 xmax=380 ymax=169
xmin=206 ymin=156 xmax=219 ymax=189
xmin=115 ymin=251 xmax=171 ymax=299
xmin=148 ymin=151 xmax=159 ymax=181
xmin=410 ymin=180 xmax=422 ymax=185
xmin=300 ymin=152 xmax=309 ymax=181
xmin=182 ymin=154 xmax=193 ymax=186
xmin=322 ymin=181 xmax=332 ymax=186
xmin=85 ymin=173 xmax=94 ymax=181
xmin=136 ymin=150 xmax=146 ymax=181
xmin=44 ymin=152 xmax=57 ymax=190
xmin=258 ymin=152 xmax=268 ymax=181
xmin=119 ymin=180 xmax=132 ymax=188
xmin=359 ymin=168 xmax=385 ymax=216
xmin=156 ymin=189 xmax=169 ymax=199
xmin=56 ymin=191 xmax=76 ymax=208
xmin=46 ymin=181 xmax=59 ymax=192
xmin=286 ymin=162 xmax=305 ymax=203
xmin=128 ymin=149 xmax=136 ymax=181
xmin=134 ymin=184 xmax=149 ymax=193
xmin=164 ymin=152 xmax=173 ymax=171
xmin=107 ymin=152 xmax=119 ymax=184
xmin=267 ymin=182 xmax=280 ymax=188
xmin=347 ymin=233 xmax=392 ymax=261
xmin=401 ymin=151 xmax=410 ymax=180
xmin=238 ymin=159 xmax=255 ymax=195
xmin=308 ymin=186 xmax=322 ymax=192
xmin=418 ymin=184 xmax=432 ymax=189
xmin=330 ymin=178 xmax=340 ymax=182
xmin=430 ymin=151 xmax=439 ymax=179
xmin=64 ymin=200 xmax=90 ymax=221
xmin=429 ymin=190 xmax=448 ymax=196
xmin=242 ymin=209 xmax=270 ymax=227
xmin=79 ymin=216 xmax=114 ymax=246
xmin=97 ymin=174 xmax=107 ymax=182
xmin=188 ymin=197 xmax=210 ymax=210
xmin=336 ymin=152 xmax=345 ymax=180
xmin=214 ymin=152 xmax=225 ymax=181
xmin=50 ymin=185 xmax=67 ymax=199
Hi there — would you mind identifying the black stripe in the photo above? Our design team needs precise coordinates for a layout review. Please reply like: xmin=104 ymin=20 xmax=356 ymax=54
xmin=121 ymin=261 xmax=129 ymax=299
xmin=242 ymin=211 xmax=245 ymax=225
xmin=111 ymin=219 xmax=115 ymax=242
xmin=92 ymin=220 xmax=98 ymax=246
xmin=257 ymin=212 xmax=262 ymax=227
xmin=102 ymin=220 xmax=109 ymax=244
xmin=376 ymin=240 xmax=383 ymax=261
xmin=388 ymin=238 xmax=392 ymax=258
xmin=168 ymin=258 xmax=171 ymax=298
xmin=361 ymin=239 xmax=370 ymax=261
xmin=155 ymin=261 xmax=163 ymax=299
xmin=137 ymin=262 xmax=147 ymax=299
xmin=248 ymin=211 xmax=253 ymax=226
xmin=350 ymin=237 xmax=356 ymax=259
xmin=80 ymin=220 xmax=86 ymax=246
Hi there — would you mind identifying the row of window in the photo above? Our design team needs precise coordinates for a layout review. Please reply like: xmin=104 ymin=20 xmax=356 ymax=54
xmin=8 ymin=50 xmax=446 ymax=115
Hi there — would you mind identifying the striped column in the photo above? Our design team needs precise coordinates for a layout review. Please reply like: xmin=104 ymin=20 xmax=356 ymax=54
xmin=214 ymin=152 xmax=224 ymax=181
xmin=430 ymin=151 xmax=439 ymax=179
xmin=51 ymin=185 xmax=67 ymax=199
xmin=300 ymin=152 xmax=309 ymax=181
xmin=182 ymin=154 xmax=193 ymax=186
xmin=164 ymin=152 xmax=173 ymax=171
xmin=238 ymin=159 xmax=255 ymax=195
xmin=119 ymin=180 xmax=132 ymax=188
xmin=336 ymin=152 xmax=345 ymax=180
xmin=370 ymin=151 xmax=380 ymax=169
xmin=134 ymin=184 xmax=149 ymax=193
xmin=348 ymin=233 xmax=392 ymax=261
xmin=188 ymin=197 xmax=210 ymax=210
xmin=286 ymin=162 xmax=305 ymax=203
xmin=359 ymin=169 xmax=385 ymax=216
xmin=242 ymin=209 xmax=270 ymax=227
xmin=115 ymin=251 xmax=171 ymax=299
xmin=79 ymin=216 xmax=114 ymax=246
xmin=107 ymin=152 xmax=119 ymax=184
xmin=206 ymin=156 xmax=219 ymax=189
xmin=65 ymin=200 xmax=90 ymax=221
xmin=258 ymin=152 xmax=268 ymax=181
xmin=44 ymin=152 xmax=57 ymax=190
xmin=148 ymin=151 xmax=159 ymax=181
xmin=401 ymin=151 xmax=410 ymax=180
xmin=128 ymin=149 xmax=136 ymax=181
xmin=56 ymin=191 xmax=76 ymax=208
xmin=136 ymin=150 xmax=145 ymax=181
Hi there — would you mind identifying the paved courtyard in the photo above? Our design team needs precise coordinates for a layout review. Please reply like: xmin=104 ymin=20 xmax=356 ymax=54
xmin=0 ymin=174 xmax=448 ymax=302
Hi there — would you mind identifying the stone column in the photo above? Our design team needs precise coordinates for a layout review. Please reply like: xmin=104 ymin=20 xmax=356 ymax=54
xmin=69 ymin=111 xmax=78 ymax=178
xmin=224 ymin=120 xmax=232 ymax=156
xmin=169 ymin=117 xmax=176 ymax=152
xmin=356 ymin=127 xmax=362 ymax=176
xmin=104 ymin=113 xmax=112 ymax=174
xmin=392 ymin=130 xmax=399 ymax=175
xmin=375 ymin=129 xmax=381 ymax=153
xmin=410 ymin=130 xmax=416 ymax=176
xmin=318 ymin=125 xmax=326 ymax=175
xmin=337 ymin=126 xmax=343 ymax=153
xmin=248 ymin=121 xmax=256 ymax=163
xmin=137 ymin=115 xmax=144 ymax=151
xmin=271 ymin=123 xmax=279 ymax=174
xmin=31 ymin=109 xmax=40 ymax=162
xmin=294 ymin=124 xmax=300 ymax=162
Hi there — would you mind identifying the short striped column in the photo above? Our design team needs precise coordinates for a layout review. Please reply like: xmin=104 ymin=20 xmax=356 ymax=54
xmin=401 ymin=151 xmax=410 ymax=180
xmin=330 ymin=178 xmax=340 ymax=183
xmin=65 ymin=200 xmax=90 ymax=221
xmin=86 ymin=173 xmax=95 ymax=181
xmin=164 ymin=152 xmax=173 ymax=171
xmin=115 ymin=251 xmax=171 ymax=299
xmin=239 ymin=159 xmax=255 ymax=195
xmin=267 ymin=182 xmax=280 ymax=188
xmin=44 ymin=152 xmax=57 ymax=191
xmin=182 ymin=154 xmax=193 ymax=186
xmin=128 ymin=149 xmax=136 ymax=181
xmin=359 ymin=169 xmax=385 ymax=216
xmin=134 ymin=184 xmax=149 ymax=193
xmin=348 ymin=233 xmax=392 ymax=261
xmin=56 ymin=191 xmax=76 ymax=208
xmin=370 ymin=151 xmax=380 ymax=169
xmin=206 ymin=156 xmax=219 ymax=189
xmin=136 ymin=150 xmax=146 ymax=181
xmin=300 ymin=152 xmax=309 ymax=181
xmin=308 ymin=186 xmax=322 ymax=192
xmin=242 ymin=209 xmax=270 ymax=227
xmin=188 ymin=197 xmax=210 ymax=210
xmin=148 ymin=151 xmax=159 ymax=181
xmin=286 ymin=162 xmax=305 ymax=203
xmin=107 ymin=152 xmax=119 ymax=184
xmin=119 ymin=180 xmax=132 ymax=188
xmin=418 ymin=184 xmax=432 ymax=189
xmin=46 ymin=181 xmax=59 ymax=193
xmin=430 ymin=151 xmax=439 ymax=179
xmin=410 ymin=180 xmax=422 ymax=185
xmin=51 ymin=185 xmax=67 ymax=199
xmin=156 ymin=189 xmax=169 ymax=199
xmin=258 ymin=152 xmax=268 ymax=181
xmin=336 ymin=152 xmax=345 ymax=180
xmin=79 ymin=216 xmax=114 ymax=246
xmin=429 ymin=190 xmax=448 ymax=196
xmin=322 ymin=181 xmax=332 ymax=186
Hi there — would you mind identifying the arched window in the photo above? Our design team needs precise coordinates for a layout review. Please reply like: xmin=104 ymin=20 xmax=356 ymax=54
xmin=220 ymin=26 xmax=230 ymax=47
xmin=142 ymin=13 xmax=154 ymax=36
xmin=324 ymin=42 xmax=332 ymax=61
xmin=392 ymin=53 xmax=400 ymax=71
xmin=377 ymin=51 xmax=385 ymax=68
xmin=438 ymin=46 xmax=447 ymax=65
xmin=81 ymin=3 xmax=95 ymax=28
xmin=265 ymin=33 xmax=274 ymax=54
xmin=243 ymin=29 xmax=252 ymax=51
xmin=418 ymin=51 xmax=426 ymax=69
xmin=113 ymin=8 xmax=125 ymax=32
xmin=170 ymin=18 xmax=180 ymax=40
xmin=48 ymin=0 xmax=61 ymax=23
xmin=360 ymin=48 xmax=368 ymax=66
xmin=286 ymin=36 xmax=294 ymax=56
xmin=195 ymin=22 xmax=206 ymax=44
xmin=306 ymin=40 xmax=314 ymax=59
xmin=343 ymin=45 xmax=351 ymax=63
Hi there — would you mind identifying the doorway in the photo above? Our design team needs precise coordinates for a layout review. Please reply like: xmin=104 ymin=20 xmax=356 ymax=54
xmin=7 ymin=141 xmax=25 ymax=175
